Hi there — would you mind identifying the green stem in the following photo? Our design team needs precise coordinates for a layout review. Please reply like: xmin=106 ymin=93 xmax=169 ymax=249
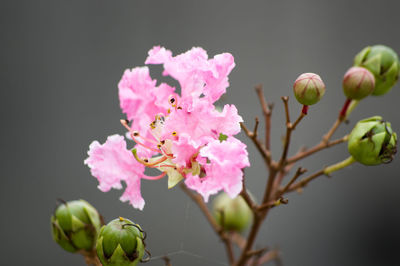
xmin=345 ymin=100 xmax=360 ymax=118
xmin=324 ymin=156 xmax=356 ymax=175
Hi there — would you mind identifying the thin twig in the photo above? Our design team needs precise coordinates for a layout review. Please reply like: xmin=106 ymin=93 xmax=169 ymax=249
xmin=279 ymin=167 xmax=307 ymax=196
xmin=180 ymin=184 xmax=235 ymax=264
xmin=257 ymin=197 xmax=288 ymax=212
xmin=285 ymin=169 xmax=326 ymax=193
xmin=230 ymin=232 xmax=246 ymax=250
xmin=255 ymin=85 xmax=272 ymax=150
xmin=257 ymin=249 xmax=282 ymax=266
xmin=240 ymin=122 xmax=272 ymax=166
xmin=240 ymin=175 xmax=258 ymax=211
xmin=162 ymin=256 xmax=172 ymax=266
xmin=286 ymin=135 xmax=348 ymax=165
xmin=291 ymin=112 xmax=306 ymax=130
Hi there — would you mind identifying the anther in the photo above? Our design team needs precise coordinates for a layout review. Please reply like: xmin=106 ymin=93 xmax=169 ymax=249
xmin=177 ymin=106 xmax=182 ymax=110
xmin=133 ymin=131 xmax=139 ymax=137
xmin=143 ymin=159 xmax=149 ymax=163
xmin=160 ymin=140 xmax=165 ymax=145
xmin=172 ymin=131 xmax=177 ymax=136
xmin=167 ymin=109 xmax=171 ymax=114
xmin=157 ymin=144 xmax=162 ymax=149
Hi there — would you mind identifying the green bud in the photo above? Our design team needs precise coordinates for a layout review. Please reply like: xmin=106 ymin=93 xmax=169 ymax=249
xmin=212 ymin=192 xmax=253 ymax=232
xmin=342 ymin=67 xmax=375 ymax=100
xmin=293 ymin=73 xmax=326 ymax=105
xmin=51 ymin=199 xmax=102 ymax=253
xmin=348 ymin=116 xmax=397 ymax=165
xmin=96 ymin=217 xmax=147 ymax=266
xmin=354 ymin=45 xmax=400 ymax=96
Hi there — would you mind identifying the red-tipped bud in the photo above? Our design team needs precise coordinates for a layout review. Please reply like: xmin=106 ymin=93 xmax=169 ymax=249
xmin=342 ymin=67 xmax=375 ymax=100
xmin=293 ymin=73 xmax=325 ymax=106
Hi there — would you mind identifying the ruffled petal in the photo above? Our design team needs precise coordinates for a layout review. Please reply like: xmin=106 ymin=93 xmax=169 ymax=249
xmin=84 ymin=134 xmax=146 ymax=210
xmin=185 ymin=137 xmax=250 ymax=201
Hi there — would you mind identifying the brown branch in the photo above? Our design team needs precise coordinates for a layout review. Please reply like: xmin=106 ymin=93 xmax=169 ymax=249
xmin=257 ymin=197 xmax=289 ymax=212
xmin=255 ymin=85 xmax=272 ymax=150
xmin=279 ymin=167 xmax=307 ymax=196
xmin=230 ymin=231 xmax=246 ymax=250
xmin=240 ymin=122 xmax=272 ymax=166
xmin=162 ymin=256 xmax=172 ymax=266
xmin=286 ymin=135 xmax=348 ymax=165
xmin=292 ymin=112 xmax=306 ymax=130
xmin=257 ymin=249 xmax=282 ymax=266
xmin=277 ymin=97 xmax=306 ymax=171
xmin=284 ymin=169 xmax=326 ymax=193
xmin=180 ymin=183 xmax=235 ymax=264
xmin=235 ymin=168 xmax=278 ymax=266
xmin=240 ymin=175 xmax=258 ymax=211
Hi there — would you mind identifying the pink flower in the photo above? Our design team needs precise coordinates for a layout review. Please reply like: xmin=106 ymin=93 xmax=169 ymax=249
xmin=85 ymin=46 xmax=249 ymax=209
xmin=84 ymin=135 xmax=146 ymax=210
xmin=185 ymin=137 xmax=250 ymax=201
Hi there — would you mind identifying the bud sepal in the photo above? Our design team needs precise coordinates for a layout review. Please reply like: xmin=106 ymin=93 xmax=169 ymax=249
xmin=354 ymin=45 xmax=400 ymax=96
xmin=51 ymin=199 xmax=102 ymax=253
xmin=348 ymin=116 xmax=397 ymax=165
xmin=96 ymin=217 xmax=148 ymax=266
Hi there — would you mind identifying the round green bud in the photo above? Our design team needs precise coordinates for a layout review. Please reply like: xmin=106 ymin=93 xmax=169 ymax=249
xmin=51 ymin=199 xmax=102 ymax=253
xmin=96 ymin=217 xmax=146 ymax=266
xmin=342 ymin=67 xmax=375 ymax=100
xmin=348 ymin=116 xmax=397 ymax=165
xmin=354 ymin=45 xmax=400 ymax=96
xmin=293 ymin=73 xmax=326 ymax=105
xmin=212 ymin=192 xmax=253 ymax=232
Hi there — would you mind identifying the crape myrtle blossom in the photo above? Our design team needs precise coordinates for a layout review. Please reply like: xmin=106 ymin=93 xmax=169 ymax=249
xmin=85 ymin=46 xmax=250 ymax=210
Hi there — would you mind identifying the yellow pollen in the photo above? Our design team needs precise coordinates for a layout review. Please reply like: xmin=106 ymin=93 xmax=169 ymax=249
xmin=172 ymin=131 xmax=177 ymax=136
xmin=157 ymin=144 xmax=162 ymax=149
xmin=167 ymin=109 xmax=171 ymax=114
xmin=119 ymin=217 xmax=124 ymax=222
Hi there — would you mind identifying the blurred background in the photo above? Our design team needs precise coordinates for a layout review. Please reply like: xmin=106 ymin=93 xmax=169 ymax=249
xmin=2 ymin=0 xmax=400 ymax=265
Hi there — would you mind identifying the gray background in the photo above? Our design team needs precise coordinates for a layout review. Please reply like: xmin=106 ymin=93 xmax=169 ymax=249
xmin=2 ymin=0 xmax=400 ymax=265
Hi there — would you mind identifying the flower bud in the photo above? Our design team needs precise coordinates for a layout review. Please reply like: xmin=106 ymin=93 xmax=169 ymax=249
xmin=293 ymin=73 xmax=326 ymax=105
xmin=354 ymin=45 xmax=400 ymax=96
xmin=96 ymin=217 xmax=147 ymax=266
xmin=342 ymin=67 xmax=375 ymax=100
xmin=51 ymin=199 xmax=102 ymax=253
xmin=212 ymin=192 xmax=252 ymax=232
xmin=348 ymin=116 xmax=397 ymax=165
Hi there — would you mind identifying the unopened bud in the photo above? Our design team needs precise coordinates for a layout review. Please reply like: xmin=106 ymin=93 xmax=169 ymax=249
xmin=51 ymin=200 xmax=102 ymax=253
xmin=96 ymin=217 xmax=147 ymax=266
xmin=293 ymin=73 xmax=325 ymax=106
xmin=212 ymin=192 xmax=252 ymax=232
xmin=348 ymin=116 xmax=397 ymax=165
xmin=342 ymin=67 xmax=375 ymax=100
xmin=354 ymin=45 xmax=400 ymax=96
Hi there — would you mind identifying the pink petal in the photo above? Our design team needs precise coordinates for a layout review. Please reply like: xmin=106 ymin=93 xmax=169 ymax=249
xmin=84 ymin=134 xmax=146 ymax=210
xmin=171 ymin=133 xmax=201 ymax=167
xmin=185 ymin=137 xmax=250 ymax=201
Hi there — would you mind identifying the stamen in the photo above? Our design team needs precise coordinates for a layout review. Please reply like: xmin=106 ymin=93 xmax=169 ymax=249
xmin=141 ymin=172 xmax=167 ymax=180
xmin=168 ymin=95 xmax=178 ymax=109
xmin=172 ymin=131 xmax=177 ymax=136
xmin=131 ymin=149 xmax=169 ymax=167
xmin=120 ymin=119 xmax=131 ymax=131
xmin=130 ymin=133 xmax=160 ymax=153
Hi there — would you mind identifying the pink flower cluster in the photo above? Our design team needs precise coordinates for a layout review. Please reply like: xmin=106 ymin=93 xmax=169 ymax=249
xmin=85 ymin=46 xmax=250 ymax=210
